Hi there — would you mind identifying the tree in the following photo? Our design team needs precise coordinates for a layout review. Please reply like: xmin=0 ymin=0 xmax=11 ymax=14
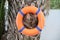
xmin=1 ymin=0 xmax=50 ymax=40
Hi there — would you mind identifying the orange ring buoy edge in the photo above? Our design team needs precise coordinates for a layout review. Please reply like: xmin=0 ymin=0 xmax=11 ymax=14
xmin=16 ymin=6 xmax=45 ymax=36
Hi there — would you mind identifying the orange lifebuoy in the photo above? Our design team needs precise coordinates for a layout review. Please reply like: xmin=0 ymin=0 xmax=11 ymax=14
xmin=16 ymin=6 xmax=45 ymax=36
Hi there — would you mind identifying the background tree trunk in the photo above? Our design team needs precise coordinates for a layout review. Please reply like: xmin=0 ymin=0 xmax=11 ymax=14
xmin=1 ymin=0 xmax=50 ymax=40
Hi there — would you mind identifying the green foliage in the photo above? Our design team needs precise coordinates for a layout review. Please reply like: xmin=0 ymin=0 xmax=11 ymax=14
xmin=50 ymin=0 xmax=60 ymax=9
xmin=0 ymin=0 xmax=5 ymax=39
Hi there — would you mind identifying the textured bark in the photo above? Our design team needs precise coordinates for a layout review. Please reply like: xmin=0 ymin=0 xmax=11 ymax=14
xmin=1 ymin=0 xmax=50 ymax=40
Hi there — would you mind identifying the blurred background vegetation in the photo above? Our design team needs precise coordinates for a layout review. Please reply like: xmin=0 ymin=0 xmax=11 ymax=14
xmin=0 ymin=0 xmax=5 ymax=39
xmin=0 ymin=0 xmax=60 ymax=39
xmin=50 ymin=0 xmax=60 ymax=9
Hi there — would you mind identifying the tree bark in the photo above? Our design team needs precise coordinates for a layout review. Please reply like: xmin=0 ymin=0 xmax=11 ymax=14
xmin=1 ymin=0 xmax=50 ymax=40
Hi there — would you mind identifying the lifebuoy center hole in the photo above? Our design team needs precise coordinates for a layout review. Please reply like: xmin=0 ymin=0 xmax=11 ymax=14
xmin=23 ymin=12 xmax=38 ymax=29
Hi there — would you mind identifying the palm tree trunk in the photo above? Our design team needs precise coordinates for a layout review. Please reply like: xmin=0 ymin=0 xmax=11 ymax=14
xmin=1 ymin=0 xmax=40 ymax=40
xmin=1 ymin=0 xmax=50 ymax=40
